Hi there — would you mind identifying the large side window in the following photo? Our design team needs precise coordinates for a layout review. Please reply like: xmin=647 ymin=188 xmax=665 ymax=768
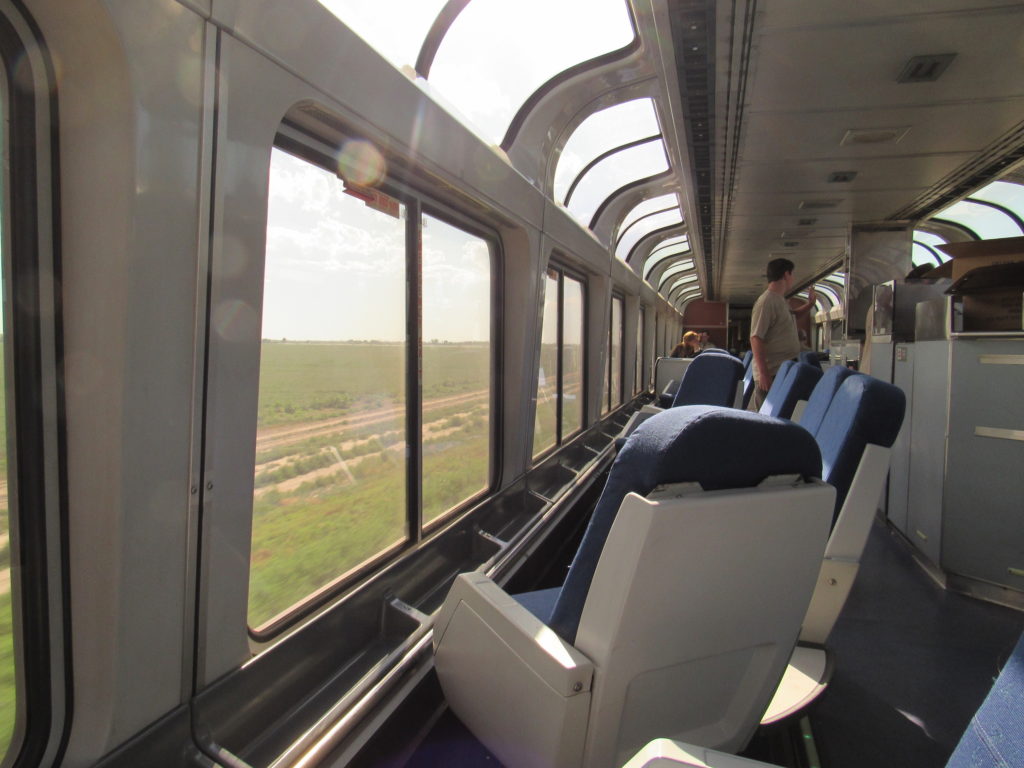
xmin=421 ymin=214 xmax=492 ymax=524
xmin=532 ymin=265 xmax=585 ymax=458
xmin=605 ymin=294 xmax=624 ymax=413
xmin=251 ymin=146 xmax=494 ymax=631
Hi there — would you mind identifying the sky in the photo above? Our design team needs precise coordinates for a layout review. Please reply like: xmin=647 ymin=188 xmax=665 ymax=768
xmin=263 ymin=148 xmax=490 ymax=342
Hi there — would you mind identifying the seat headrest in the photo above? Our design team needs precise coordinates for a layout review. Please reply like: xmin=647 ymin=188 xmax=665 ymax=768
xmin=799 ymin=365 xmax=856 ymax=437
xmin=816 ymin=374 xmax=906 ymax=518
xmin=548 ymin=405 xmax=823 ymax=643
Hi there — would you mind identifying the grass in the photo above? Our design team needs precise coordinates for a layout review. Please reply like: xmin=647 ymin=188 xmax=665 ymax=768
xmin=249 ymin=341 xmax=492 ymax=627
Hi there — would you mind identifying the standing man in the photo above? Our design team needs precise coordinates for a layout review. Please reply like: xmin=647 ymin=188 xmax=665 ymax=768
xmin=698 ymin=331 xmax=716 ymax=351
xmin=748 ymin=258 xmax=815 ymax=411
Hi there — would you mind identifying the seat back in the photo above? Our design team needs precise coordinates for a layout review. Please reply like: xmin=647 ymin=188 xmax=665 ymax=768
xmin=816 ymin=374 xmax=905 ymax=519
xmin=800 ymin=373 xmax=906 ymax=645
xmin=549 ymin=405 xmax=824 ymax=644
xmin=569 ymin=407 xmax=834 ymax=765
xmin=947 ymin=630 xmax=1024 ymax=768
xmin=669 ymin=351 xmax=743 ymax=409
xmin=797 ymin=364 xmax=855 ymax=434
xmin=799 ymin=350 xmax=824 ymax=370
xmin=759 ymin=362 xmax=823 ymax=420
xmin=654 ymin=356 xmax=691 ymax=396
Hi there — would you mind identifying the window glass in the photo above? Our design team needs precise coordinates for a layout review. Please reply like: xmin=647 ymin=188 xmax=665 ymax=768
xmin=318 ymin=0 xmax=448 ymax=71
xmin=969 ymin=180 xmax=1024 ymax=219
xmin=562 ymin=276 xmax=585 ymax=436
xmin=912 ymin=242 xmax=942 ymax=267
xmin=554 ymin=98 xmax=660 ymax=203
xmin=251 ymin=149 xmax=407 ymax=629
xmin=421 ymin=215 xmax=491 ymax=523
xmin=643 ymin=244 xmax=692 ymax=280
xmin=429 ymin=0 xmax=635 ymax=146
xmin=815 ymin=283 xmax=842 ymax=307
xmin=913 ymin=230 xmax=948 ymax=250
xmin=618 ymin=193 xmax=678 ymax=235
xmin=565 ymin=140 xmax=669 ymax=229
xmin=614 ymin=208 xmax=682 ymax=261
xmin=607 ymin=296 xmax=624 ymax=411
xmin=934 ymin=199 xmax=1022 ymax=239
xmin=658 ymin=263 xmax=695 ymax=290
xmin=532 ymin=270 xmax=559 ymax=457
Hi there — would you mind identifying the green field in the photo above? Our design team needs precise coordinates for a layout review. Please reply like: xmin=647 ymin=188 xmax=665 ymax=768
xmin=250 ymin=341 xmax=491 ymax=627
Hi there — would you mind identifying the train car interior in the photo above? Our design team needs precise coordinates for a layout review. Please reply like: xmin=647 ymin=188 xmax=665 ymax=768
xmin=0 ymin=1 xmax=1021 ymax=768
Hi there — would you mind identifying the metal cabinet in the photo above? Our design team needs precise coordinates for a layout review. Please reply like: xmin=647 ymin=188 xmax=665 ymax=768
xmin=941 ymin=339 xmax=1024 ymax=594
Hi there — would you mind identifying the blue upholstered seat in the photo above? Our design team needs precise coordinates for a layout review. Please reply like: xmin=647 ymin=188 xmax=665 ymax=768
xmin=760 ymin=362 xmax=823 ymax=420
xmin=742 ymin=349 xmax=753 ymax=371
xmin=814 ymin=374 xmax=905 ymax=520
xmin=797 ymin=364 xmax=856 ymax=437
xmin=799 ymin=350 xmax=824 ymax=370
xmin=670 ymin=350 xmax=744 ymax=409
xmin=947 ymin=630 xmax=1024 ymax=768
xmin=520 ymin=405 xmax=823 ymax=643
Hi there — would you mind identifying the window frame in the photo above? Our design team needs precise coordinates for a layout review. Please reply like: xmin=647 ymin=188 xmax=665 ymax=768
xmin=605 ymin=292 xmax=625 ymax=414
xmin=0 ymin=6 xmax=69 ymax=764
xmin=532 ymin=261 xmax=587 ymax=461
xmin=249 ymin=137 xmax=501 ymax=638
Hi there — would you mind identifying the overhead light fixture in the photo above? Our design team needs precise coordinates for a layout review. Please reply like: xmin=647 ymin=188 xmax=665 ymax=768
xmin=799 ymin=200 xmax=842 ymax=210
xmin=897 ymin=53 xmax=956 ymax=83
xmin=840 ymin=127 xmax=910 ymax=146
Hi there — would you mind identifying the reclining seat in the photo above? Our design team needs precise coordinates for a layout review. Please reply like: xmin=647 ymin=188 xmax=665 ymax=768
xmin=763 ymin=373 xmax=906 ymax=723
xmin=758 ymin=362 xmax=823 ymax=421
xmin=800 ymin=373 xmax=906 ymax=642
xmin=793 ymin=364 xmax=855 ymax=433
xmin=619 ymin=353 xmax=745 ymax=446
xmin=434 ymin=406 xmax=836 ymax=768
xmin=669 ymin=352 xmax=744 ymax=409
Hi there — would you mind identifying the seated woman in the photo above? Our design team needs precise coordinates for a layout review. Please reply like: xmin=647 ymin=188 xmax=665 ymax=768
xmin=670 ymin=331 xmax=701 ymax=358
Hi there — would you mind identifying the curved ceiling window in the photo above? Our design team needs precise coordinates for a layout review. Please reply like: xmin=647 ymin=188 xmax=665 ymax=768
xmin=428 ymin=0 xmax=635 ymax=146
xmin=641 ymin=238 xmax=691 ymax=279
xmin=662 ymin=273 xmax=698 ymax=296
xmin=912 ymin=230 xmax=950 ymax=265
xmin=565 ymin=139 xmax=669 ymax=229
xmin=618 ymin=193 xmax=678 ymax=234
xmin=615 ymin=206 xmax=682 ymax=262
xmin=932 ymin=199 xmax=1023 ymax=240
xmin=969 ymin=180 xmax=1024 ymax=218
xmin=658 ymin=264 xmax=696 ymax=292
xmin=318 ymin=0 xmax=448 ymax=71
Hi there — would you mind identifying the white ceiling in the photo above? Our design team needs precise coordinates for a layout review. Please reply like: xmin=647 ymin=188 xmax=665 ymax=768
xmin=711 ymin=0 xmax=1024 ymax=302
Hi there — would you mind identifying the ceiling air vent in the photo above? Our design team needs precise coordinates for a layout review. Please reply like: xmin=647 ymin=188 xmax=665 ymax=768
xmin=828 ymin=171 xmax=858 ymax=183
xmin=799 ymin=199 xmax=842 ymax=210
xmin=783 ymin=241 xmax=800 ymax=248
xmin=897 ymin=53 xmax=956 ymax=83
xmin=840 ymin=127 xmax=910 ymax=146
xmin=798 ymin=218 xmax=817 ymax=226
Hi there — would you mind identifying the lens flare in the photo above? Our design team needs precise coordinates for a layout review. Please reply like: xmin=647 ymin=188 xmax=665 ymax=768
xmin=337 ymin=140 xmax=387 ymax=187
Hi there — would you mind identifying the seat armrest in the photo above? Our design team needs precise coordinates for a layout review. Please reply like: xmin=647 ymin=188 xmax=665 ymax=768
xmin=434 ymin=572 xmax=594 ymax=696
xmin=434 ymin=573 xmax=595 ymax=768
xmin=622 ymin=739 xmax=779 ymax=768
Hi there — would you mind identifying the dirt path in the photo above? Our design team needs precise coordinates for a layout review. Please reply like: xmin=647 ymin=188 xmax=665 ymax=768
xmin=256 ymin=388 xmax=490 ymax=452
